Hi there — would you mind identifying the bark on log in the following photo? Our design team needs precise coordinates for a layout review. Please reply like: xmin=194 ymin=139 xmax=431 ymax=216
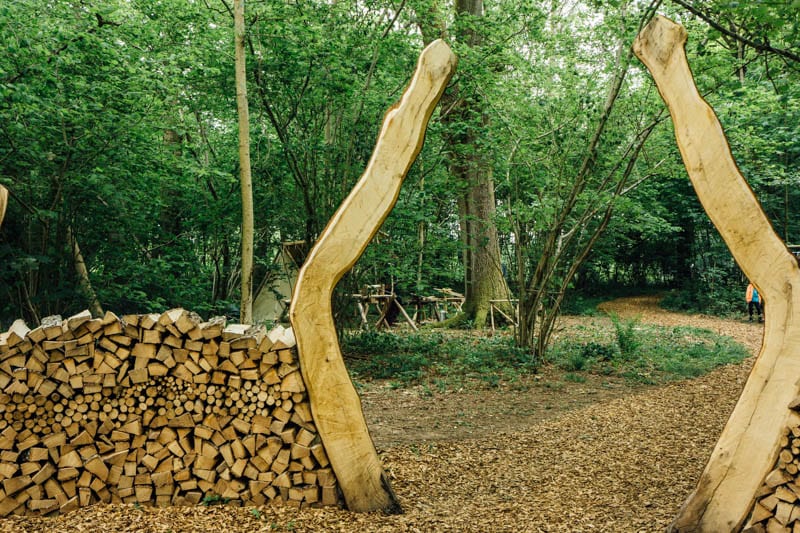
xmin=634 ymin=15 xmax=800 ymax=532
xmin=66 ymin=226 xmax=104 ymax=318
xmin=289 ymin=39 xmax=456 ymax=513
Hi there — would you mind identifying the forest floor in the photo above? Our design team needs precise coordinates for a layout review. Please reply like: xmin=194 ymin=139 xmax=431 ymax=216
xmin=2 ymin=295 xmax=764 ymax=532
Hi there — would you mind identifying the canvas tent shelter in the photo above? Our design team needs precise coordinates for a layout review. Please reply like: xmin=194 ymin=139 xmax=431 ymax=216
xmin=252 ymin=241 xmax=306 ymax=323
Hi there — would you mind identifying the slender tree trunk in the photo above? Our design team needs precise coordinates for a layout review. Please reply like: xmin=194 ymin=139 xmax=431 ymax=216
xmin=416 ymin=220 xmax=426 ymax=290
xmin=516 ymin=23 xmax=640 ymax=356
xmin=234 ymin=0 xmax=254 ymax=324
xmin=66 ymin=225 xmax=103 ymax=317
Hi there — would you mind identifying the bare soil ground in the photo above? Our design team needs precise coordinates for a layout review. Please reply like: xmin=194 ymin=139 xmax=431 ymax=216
xmin=2 ymin=295 xmax=764 ymax=532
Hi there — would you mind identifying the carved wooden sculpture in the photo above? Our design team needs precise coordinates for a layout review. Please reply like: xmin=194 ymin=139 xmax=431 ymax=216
xmin=0 ymin=185 xmax=7 ymax=227
xmin=634 ymin=16 xmax=800 ymax=532
xmin=288 ymin=39 xmax=457 ymax=513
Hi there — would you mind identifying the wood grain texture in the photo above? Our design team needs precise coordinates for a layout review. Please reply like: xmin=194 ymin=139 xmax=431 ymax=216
xmin=0 ymin=185 xmax=7 ymax=228
xmin=288 ymin=39 xmax=456 ymax=513
xmin=634 ymin=15 xmax=800 ymax=532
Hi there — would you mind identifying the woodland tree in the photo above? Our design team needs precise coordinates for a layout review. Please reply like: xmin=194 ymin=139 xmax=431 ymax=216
xmin=233 ymin=0 xmax=254 ymax=323
xmin=0 ymin=0 xmax=798 ymax=357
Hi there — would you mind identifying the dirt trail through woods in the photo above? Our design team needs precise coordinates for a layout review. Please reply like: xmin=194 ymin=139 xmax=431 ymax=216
xmin=2 ymin=296 xmax=765 ymax=532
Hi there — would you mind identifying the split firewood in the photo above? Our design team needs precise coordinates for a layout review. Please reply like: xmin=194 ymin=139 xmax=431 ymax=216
xmin=0 ymin=309 xmax=340 ymax=516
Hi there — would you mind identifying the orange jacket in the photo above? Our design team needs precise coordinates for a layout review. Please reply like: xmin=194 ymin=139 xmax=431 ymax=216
xmin=746 ymin=284 xmax=761 ymax=303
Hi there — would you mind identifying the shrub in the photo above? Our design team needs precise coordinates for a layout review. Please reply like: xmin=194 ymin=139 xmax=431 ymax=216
xmin=560 ymin=295 xmax=605 ymax=316
xmin=611 ymin=314 xmax=640 ymax=358
xmin=548 ymin=321 xmax=750 ymax=384
xmin=580 ymin=341 xmax=616 ymax=362
xmin=353 ymin=352 xmax=431 ymax=382
xmin=342 ymin=330 xmax=442 ymax=356
xmin=549 ymin=340 xmax=616 ymax=371
xmin=661 ymin=280 xmax=743 ymax=317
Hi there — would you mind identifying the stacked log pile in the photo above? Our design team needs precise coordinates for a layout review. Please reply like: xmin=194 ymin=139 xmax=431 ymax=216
xmin=745 ymin=405 xmax=800 ymax=532
xmin=0 ymin=309 xmax=340 ymax=516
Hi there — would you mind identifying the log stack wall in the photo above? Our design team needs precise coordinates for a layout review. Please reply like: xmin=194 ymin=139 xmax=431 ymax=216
xmin=0 ymin=309 xmax=340 ymax=516
xmin=744 ymin=405 xmax=800 ymax=532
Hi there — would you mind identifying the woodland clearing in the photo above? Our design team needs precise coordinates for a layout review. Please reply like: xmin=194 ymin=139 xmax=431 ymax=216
xmin=1 ymin=295 xmax=762 ymax=532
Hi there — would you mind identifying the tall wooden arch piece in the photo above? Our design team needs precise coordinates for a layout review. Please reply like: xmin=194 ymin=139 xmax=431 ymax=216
xmin=288 ymin=39 xmax=456 ymax=513
xmin=0 ymin=185 xmax=7 ymax=228
xmin=635 ymin=16 xmax=800 ymax=532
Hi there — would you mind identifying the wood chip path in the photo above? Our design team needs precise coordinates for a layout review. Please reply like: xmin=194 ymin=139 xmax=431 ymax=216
xmin=2 ymin=296 xmax=763 ymax=532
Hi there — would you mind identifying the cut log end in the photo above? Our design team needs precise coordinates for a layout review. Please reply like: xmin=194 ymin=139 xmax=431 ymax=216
xmin=0 ymin=310 xmax=342 ymax=515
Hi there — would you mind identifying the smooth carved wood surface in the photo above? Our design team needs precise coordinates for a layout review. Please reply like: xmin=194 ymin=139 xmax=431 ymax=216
xmin=0 ymin=185 xmax=7 ymax=228
xmin=288 ymin=40 xmax=456 ymax=513
xmin=634 ymin=16 xmax=800 ymax=532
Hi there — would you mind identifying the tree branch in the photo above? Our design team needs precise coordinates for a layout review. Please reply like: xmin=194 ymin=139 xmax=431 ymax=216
xmin=670 ymin=0 xmax=800 ymax=64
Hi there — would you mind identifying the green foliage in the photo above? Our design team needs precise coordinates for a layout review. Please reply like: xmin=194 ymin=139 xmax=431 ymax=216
xmin=611 ymin=315 xmax=641 ymax=358
xmin=343 ymin=330 xmax=535 ymax=388
xmin=661 ymin=280 xmax=744 ymax=317
xmin=556 ymin=349 xmax=592 ymax=372
xmin=564 ymin=372 xmax=586 ymax=383
xmin=0 ymin=0 xmax=798 ymax=337
xmin=579 ymin=341 xmax=617 ymax=362
xmin=200 ymin=493 xmax=229 ymax=506
xmin=342 ymin=331 xmax=439 ymax=383
xmin=548 ymin=322 xmax=750 ymax=384
xmin=560 ymin=295 xmax=605 ymax=316
xmin=343 ymin=330 xmax=444 ymax=357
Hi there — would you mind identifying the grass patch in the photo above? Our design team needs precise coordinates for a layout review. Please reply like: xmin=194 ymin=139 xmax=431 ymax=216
xmin=564 ymin=372 xmax=586 ymax=383
xmin=343 ymin=317 xmax=749 ymax=390
xmin=661 ymin=283 xmax=742 ymax=318
xmin=343 ymin=329 xmax=535 ymax=388
xmin=548 ymin=321 xmax=749 ymax=385
xmin=560 ymin=295 xmax=607 ymax=316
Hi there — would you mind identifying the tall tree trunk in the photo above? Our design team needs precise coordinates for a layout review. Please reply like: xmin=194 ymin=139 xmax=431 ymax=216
xmin=441 ymin=0 xmax=512 ymax=327
xmin=460 ymin=162 xmax=509 ymax=326
xmin=66 ymin=225 xmax=103 ymax=317
xmin=234 ymin=0 xmax=254 ymax=324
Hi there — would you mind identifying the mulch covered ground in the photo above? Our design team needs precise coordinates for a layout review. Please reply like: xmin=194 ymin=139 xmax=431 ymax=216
xmin=1 ymin=296 xmax=762 ymax=532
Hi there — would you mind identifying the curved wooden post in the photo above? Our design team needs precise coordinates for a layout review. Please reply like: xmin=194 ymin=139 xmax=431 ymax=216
xmin=288 ymin=40 xmax=456 ymax=513
xmin=634 ymin=16 xmax=800 ymax=532
xmin=0 ymin=185 xmax=7 ymax=228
